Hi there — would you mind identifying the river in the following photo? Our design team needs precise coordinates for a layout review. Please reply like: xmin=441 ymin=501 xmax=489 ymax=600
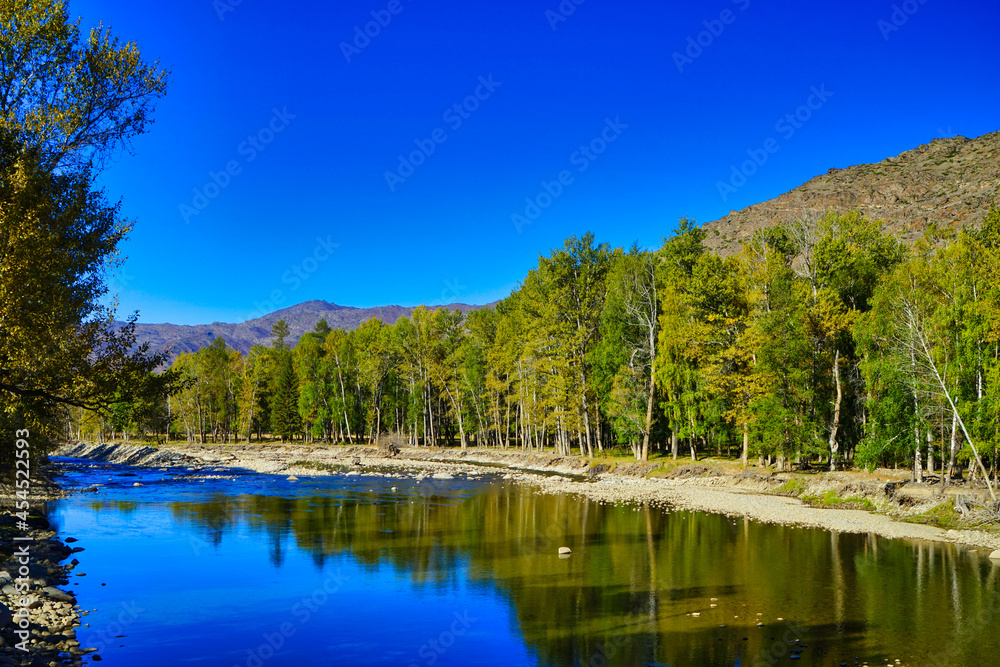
xmin=45 ymin=457 xmax=1000 ymax=666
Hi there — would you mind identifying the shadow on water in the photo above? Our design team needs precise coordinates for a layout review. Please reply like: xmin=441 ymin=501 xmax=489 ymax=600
xmin=44 ymin=458 xmax=1000 ymax=666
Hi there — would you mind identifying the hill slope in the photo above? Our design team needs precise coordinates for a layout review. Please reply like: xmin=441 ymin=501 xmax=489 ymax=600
xmin=129 ymin=300 xmax=487 ymax=361
xmin=703 ymin=131 xmax=1000 ymax=254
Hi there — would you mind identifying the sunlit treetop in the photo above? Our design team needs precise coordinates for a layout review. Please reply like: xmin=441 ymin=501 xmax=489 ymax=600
xmin=0 ymin=0 xmax=169 ymax=172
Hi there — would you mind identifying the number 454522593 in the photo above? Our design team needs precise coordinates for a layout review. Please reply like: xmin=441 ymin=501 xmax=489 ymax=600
xmin=14 ymin=429 xmax=29 ymax=507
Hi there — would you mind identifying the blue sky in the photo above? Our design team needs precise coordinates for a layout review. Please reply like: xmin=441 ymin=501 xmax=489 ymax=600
xmin=76 ymin=0 xmax=999 ymax=325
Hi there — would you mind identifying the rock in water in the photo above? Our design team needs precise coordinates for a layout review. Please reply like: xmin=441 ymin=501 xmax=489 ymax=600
xmin=286 ymin=475 xmax=299 ymax=481
xmin=989 ymin=549 xmax=1000 ymax=560
xmin=558 ymin=546 xmax=572 ymax=555
xmin=41 ymin=587 xmax=75 ymax=603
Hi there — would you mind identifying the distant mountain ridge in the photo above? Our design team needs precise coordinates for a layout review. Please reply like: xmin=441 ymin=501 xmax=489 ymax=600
xmin=134 ymin=132 xmax=1000 ymax=363
xmin=129 ymin=300 xmax=487 ymax=362
xmin=702 ymin=131 xmax=1000 ymax=254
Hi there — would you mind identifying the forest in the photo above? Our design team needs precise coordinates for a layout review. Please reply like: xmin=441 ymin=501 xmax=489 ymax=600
xmin=68 ymin=207 xmax=1000 ymax=480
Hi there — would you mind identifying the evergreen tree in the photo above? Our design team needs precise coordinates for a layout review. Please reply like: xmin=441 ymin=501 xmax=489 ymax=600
xmin=271 ymin=351 xmax=300 ymax=443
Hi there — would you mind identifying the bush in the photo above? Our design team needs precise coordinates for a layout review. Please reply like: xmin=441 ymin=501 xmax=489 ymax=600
xmin=377 ymin=432 xmax=406 ymax=457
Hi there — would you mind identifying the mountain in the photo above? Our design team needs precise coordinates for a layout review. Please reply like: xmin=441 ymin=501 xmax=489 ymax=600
xmin=702 ymin=131 xmax=1000 ymax=255
xmin=133 ymin=132 xmax=999 ymax=362
xmin=129 ymin=300 xmax=488 ymax=362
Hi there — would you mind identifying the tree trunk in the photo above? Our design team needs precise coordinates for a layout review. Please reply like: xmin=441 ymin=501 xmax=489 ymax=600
xmin=913 ymin=319 xmax=995 ymax=500
xmin=741 ymin=422 xmax=749 ymax=468
xmin=945 ymin=410 xmax=959 ymax=486
xmin=910 ymin=345 xmax=923 ymax=483
xmin=828 ymin=350 xmax=842 ymax=472
xmin=926 ymin=429 xmax=935 ymax=476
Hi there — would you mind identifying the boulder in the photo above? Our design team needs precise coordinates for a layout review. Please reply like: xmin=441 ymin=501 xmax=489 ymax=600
xmin=41 ymin=586 xmax=75 ymax=603
xmin=558 ymin=546 xmax=572 ymax=555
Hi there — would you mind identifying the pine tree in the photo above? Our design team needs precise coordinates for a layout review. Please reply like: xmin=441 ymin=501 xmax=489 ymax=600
xmin=270 ymin=351 xmax=300 ymax=442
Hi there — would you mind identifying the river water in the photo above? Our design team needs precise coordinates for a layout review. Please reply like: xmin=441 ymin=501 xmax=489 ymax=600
xmin=44 ymin=457 xmax=1000 ymax=666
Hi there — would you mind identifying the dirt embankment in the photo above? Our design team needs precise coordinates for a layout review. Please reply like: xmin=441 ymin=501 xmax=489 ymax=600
xmin=54 ymin=441 xmax=1000 ymax=553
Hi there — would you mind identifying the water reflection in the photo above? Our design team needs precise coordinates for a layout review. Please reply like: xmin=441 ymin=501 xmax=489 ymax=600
xmin=152 ymin=483 xmax=1000 ymax=666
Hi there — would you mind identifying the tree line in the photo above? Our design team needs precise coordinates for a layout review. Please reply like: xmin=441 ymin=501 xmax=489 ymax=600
xmin=70 ymin=207 xmax=1000 ymax=483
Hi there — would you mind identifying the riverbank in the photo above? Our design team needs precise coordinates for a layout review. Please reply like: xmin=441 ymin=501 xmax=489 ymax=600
xmin=55 ymin=441 xmax=1000 ymax=553
xmin=0 ymin=510 xmax=90 ymax=666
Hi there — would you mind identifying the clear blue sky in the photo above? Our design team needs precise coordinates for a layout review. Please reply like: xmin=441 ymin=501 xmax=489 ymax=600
xmin=75 ymin=0 xmax=999 ymax=325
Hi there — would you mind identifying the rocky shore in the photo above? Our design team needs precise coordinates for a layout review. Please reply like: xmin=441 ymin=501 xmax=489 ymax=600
xmin=57 ymin=440 xmax=1000 ymax=553
xmin=0 ymin=510 xmax=91 ymax=667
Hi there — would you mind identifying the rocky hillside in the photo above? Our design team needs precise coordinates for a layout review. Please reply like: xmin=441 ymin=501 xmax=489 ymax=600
xmin=129 ymin=300 xmax=487 ymax=362
xmin=703 ymin=131 xmax=1000 ymax=255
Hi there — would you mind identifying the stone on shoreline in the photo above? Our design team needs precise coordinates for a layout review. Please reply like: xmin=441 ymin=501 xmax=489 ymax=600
xmin=41 ymin=586 xmax=75 ymax=603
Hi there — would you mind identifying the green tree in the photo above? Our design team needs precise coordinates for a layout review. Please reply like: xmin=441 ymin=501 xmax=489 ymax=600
xmin=598 ymin=245 xmax=659 ymax=459
xmin=0 ymin=1 xmax=170 ymax=472
xmin=269 ymin=319 xmax=299 ymax=442
xmin=354 ymin=317 xmax=397 ymax=441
